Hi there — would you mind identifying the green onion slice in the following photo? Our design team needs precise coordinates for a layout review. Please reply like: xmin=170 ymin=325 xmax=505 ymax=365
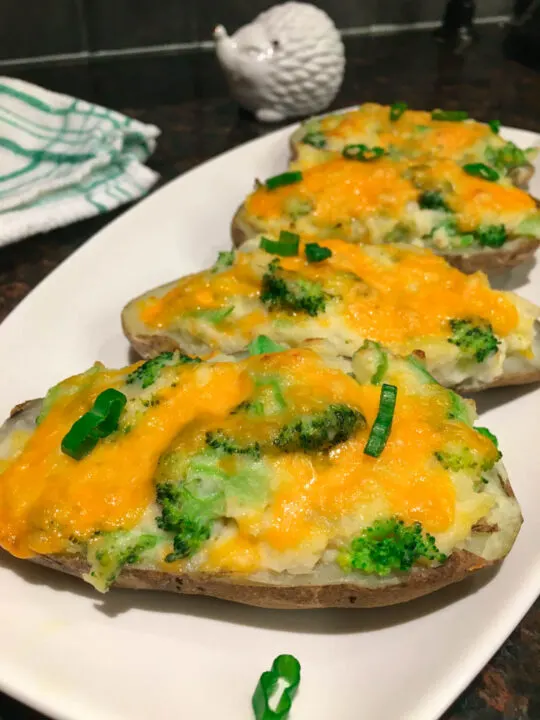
xmin=488 ymin=119 xmax=501 ymax=134
xmin=252 ymin=654 xmax=301 ymax=720
xmin=342 ymin=144 xmax=385 ymax=161
xmin=61 ymin=388 xmax=127 ymax=461
xmin=305 ymin=242 xmax=332 ymax=263
xmin=364 ymin=384 xmax=397 ymax=458
xmin=247 ymin=335 xmax=286 ymax=356
xmin=302 ymin=131 xmax=326 ymax=149
xmin=390 ymin=102 xmax=407 ymax=122
xmin=431 ymin=109 xmax=468 ymax=122
xmin=463 ymin=163 xmax=500 ymax=182
xmin=265 ymin=171 xmax=303 ymax=190
xmin=260 ymin=231 xmax=300 ymax=256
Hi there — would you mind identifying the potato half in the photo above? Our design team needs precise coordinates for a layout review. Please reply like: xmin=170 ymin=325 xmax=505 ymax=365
xmin=122 ymin=237 xmax=540 ymax=393
xmin=0 ymin=347 xmax=522 ymax=608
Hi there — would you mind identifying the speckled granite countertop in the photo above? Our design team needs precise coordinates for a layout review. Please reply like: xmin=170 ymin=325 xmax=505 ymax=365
xmin=0 ymin=25 xmax=539 ymax=720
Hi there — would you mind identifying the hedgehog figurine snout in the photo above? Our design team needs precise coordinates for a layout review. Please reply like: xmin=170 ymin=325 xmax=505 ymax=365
xmin=214 ymin=2 xmax=345 ymax=123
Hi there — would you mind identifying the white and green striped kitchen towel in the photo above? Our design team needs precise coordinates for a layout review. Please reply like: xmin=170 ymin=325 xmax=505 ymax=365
xmin=0 ymin=77 xmax=160 ymax=247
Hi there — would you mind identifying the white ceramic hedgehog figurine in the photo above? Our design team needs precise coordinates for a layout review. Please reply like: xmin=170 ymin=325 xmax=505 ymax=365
xmin=214 ymin=2 xmax=345 ymax=123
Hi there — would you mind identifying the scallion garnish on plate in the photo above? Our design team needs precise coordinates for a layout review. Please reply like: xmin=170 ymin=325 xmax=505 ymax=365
xmin=252 ymin=654 xmax=301 ymax=720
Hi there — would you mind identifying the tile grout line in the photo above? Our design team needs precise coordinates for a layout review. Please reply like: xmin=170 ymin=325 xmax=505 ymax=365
xmin=0 ymin=15 xmax=510 ymax=70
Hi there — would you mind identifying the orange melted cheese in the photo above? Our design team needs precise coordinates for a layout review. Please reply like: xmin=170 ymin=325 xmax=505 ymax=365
xmin=202 ymin=351 xmax=497 ymax=568
xmin=137 ymin=238 xmax=519 ymax=346
xmin=0 ymin=363 xmax=251 ymax=558
xmin=246 ymin=158 xmax=417 ymax=226
xmin=318 ymin=104 xmax=494 ymax=160
xmin=429 ymin=160 xmax=537 ymax=229
xmin=1 ymin=349 xmax=499 ymax=573
xmin=262 ymin=384 xmax=457 ymax=551
xmin=248 ymin=155 xmax=536 ymax=237
xmin=299 ymin=239 xmax=518 ymax=341
xmin=140 ymin=253 xmax=260 ymax=329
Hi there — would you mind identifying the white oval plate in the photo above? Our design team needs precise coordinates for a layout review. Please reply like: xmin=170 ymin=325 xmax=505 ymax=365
xmin=0 ymin=123 xmax=539 ymax=720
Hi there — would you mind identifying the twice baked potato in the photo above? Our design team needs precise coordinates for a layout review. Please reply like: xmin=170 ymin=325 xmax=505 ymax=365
xmin=0 ymin=345 xmax=522 ymax=608
xmin=122 ymin=237 xmax=540 ymax=393
xmin=233 ymin=156 xmax=540 ymax=273
xmin=289 ymin=102 xmax=536 ymax=190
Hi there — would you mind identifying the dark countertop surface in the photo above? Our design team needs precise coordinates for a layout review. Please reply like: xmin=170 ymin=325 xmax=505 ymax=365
xmin=0 ymin=24 xmax=539 ymax=720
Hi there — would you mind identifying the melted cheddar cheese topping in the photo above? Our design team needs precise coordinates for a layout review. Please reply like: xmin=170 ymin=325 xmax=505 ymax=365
xmin=0 ymin=362 xmax=251 ymax=558
xmin=137 ymin=239 xmax=520 ymax=349
xmin=247 ymin=157 xmax=416 ymax=226
xmin=244 ymin=156 xmax=537 ymax=249
xmin=0 ymin=349 xmax=502 ymax=582
xmin=296 ymin=103 xmax=525 ymax=169
xmin=431 ymin=160 xmax=537 ymax=230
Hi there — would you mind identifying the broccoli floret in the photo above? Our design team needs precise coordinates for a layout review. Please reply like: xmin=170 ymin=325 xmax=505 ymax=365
xmin=212 ymin=250 xmax=235 ymax=273
xmin=340 ymin=518 xmax=446 ymax=576
xmin=36 ymin=382 xmax=64 ymax=425
xmin=418 ymin=190 xmax=449 ymax=211
xmin=447 ymin=390 xmax=473 ymax=424
xmin=474 ymin=224 xmax=506 ymax=248
xmin=274 ymin=404 xmax=365 ymax=452
xmin=232 ymin=376 xmax=287 ymax=417
xmin=448 ymin=318 xmax=499 ymax=363
xmin=89 ymin=532 xmax=158 ymax=590
xmin=96 ymin=534 xmax=157 ymax=568
xmin=485 ymin=142 xmax=527 ymax=172
xmin=165 ymin=518 xmax=210 ymax=563
xmin=37 ymin=364 xmax=102 ymax=425
xmin=476 ymin=426 xmax=499 ymax=448
xmin=206 ymin=430 xmax=261 ymax=458
xmin=126 ymin=351 xmax=200 ymax=389
xmin=156 ymin=482 xmax=217 ymax=562
xmin=261 ymin=259 xmax=327 ymax=317
xmin=435 ymin=448 xmax=477 ymax=471
xmin=435 ymin=445 xmax=500 ymax=472
xmin=302 ymin=130 xmax=326 ymax=148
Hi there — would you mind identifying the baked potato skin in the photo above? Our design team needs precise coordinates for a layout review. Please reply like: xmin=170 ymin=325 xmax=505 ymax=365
xmin=230 ymin=202 xmax=540 ymax=274
xmin=31 ymin=547 xmax=495 ymax=609
xmin=453 ymin=366 xmax=540 ymax=393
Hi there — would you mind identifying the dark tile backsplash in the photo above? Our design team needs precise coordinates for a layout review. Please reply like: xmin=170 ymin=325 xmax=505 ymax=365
xmin=85 ymin=0 xmax=196 ymax=50
xmin=0 ymin=0 xmax=87 ymax=62
xmin=0 ymin=0 xmax=513 ymax=65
